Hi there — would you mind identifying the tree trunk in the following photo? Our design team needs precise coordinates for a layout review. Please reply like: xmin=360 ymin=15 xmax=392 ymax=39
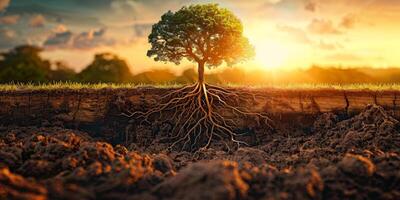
xmin=197 ymin=61 xmax=211 ymax=115
xmin=198 ymin=62 xmax=205 ymax=85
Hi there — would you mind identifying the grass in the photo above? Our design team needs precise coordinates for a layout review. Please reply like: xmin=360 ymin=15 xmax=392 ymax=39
xmin=0 ymin=82 xmax=184 ymax=91
xmin=225 ymin=83 xmax=400 ymax=91
xmin=1 ymin=82 xmax=400 ymax=91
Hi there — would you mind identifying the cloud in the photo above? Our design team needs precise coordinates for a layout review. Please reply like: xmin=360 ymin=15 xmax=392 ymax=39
xmin=133 ymin=23 xmax=152 ymax=37
xmin=5 ymin=3 xmax=103 ymax=27
xmin=325 ymin=53 xmax=363 ymax=61
xmin=0 ymin=28 xmax=15 ymax=39
xmin=0 ymin=28 xmax=25 ymax=49
xmin=317 ymin=40 xmax=342 ymax=50
xmin=73 ymin=28 xmax=114 ymax=49
xmin=326 ymin=52 xmax=384 ymax=62
xmin=53 ymin=24 xmax=68 ymax=33
xmin=276 ymin=25 xmax=312 ymax=44
xmin=0 ymin=0 xmax=10 ymax=12
xmin=277 ymin=24 xmax=343 ymax=51
xmin=308 ymin=18 xmax=342 ymax=35
xmin=0 ymin=14 xmax=20 ymax=25
xmin=44 ymin=27 xmax=115 ymax=50
xmin=44 ymin=31 xmax=73 ymax=48
xmin=29 ymin=14 xmax=46 ymax=28
xmin=340 ymin=14 xmax=357 ymax=29
xmin=304 ymin=1 xmax=317 ymax=12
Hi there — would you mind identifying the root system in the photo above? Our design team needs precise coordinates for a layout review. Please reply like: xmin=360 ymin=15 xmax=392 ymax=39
xmin=122 ymin=83 xmax=273 ymax=151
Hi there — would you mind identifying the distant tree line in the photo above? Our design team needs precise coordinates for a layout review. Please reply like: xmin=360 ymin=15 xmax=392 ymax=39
xmin=1 ymin=45 xmax=400 ymax=85
xmin=0 ymin=45 xmax=133 ymax=84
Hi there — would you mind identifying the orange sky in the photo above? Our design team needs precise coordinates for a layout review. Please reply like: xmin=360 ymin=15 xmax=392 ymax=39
xmin=1 ymin=0 xmax=399 ymax=74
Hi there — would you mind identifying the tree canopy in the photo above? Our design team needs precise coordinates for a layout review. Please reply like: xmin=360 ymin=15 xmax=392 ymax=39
xmin=0 ymin=45 xmax=51 ymax=83
xmin=147 ymin=4 xmax=255 ymax=68
xmin=78 ymin=53 xmax=133 ymax=83
xmin=50 ymin=61 xmax=77 ymax=81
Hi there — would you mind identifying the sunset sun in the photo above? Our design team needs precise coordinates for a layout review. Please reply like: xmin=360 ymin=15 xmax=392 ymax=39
xmin=254 ymin=42 xmax=289 ymax=70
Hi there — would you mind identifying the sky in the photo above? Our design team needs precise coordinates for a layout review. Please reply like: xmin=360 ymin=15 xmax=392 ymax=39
xmin=0 ymin=0 xmax=399 ymax=74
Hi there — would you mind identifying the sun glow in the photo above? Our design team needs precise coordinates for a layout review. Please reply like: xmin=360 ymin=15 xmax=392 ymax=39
xmin=254 ymin=42 xmax=289 ymax=70
xmin=245 ymin=21 xmax=295 ymax=71
xmin=246 ymin=22 xmax=315 ymax=72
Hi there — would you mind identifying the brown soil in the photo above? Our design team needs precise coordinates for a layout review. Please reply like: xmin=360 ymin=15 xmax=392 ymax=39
xmin=1 ymin=104 xmax=400 ymax=200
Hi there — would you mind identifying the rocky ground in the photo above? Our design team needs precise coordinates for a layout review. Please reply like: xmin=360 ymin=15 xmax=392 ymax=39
xmin=1 ymin=104 xmax=400 ymax=200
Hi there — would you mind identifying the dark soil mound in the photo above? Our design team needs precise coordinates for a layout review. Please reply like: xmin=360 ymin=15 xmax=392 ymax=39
xmin=154 ymin=161 xmax=248 ymax=200
xmin=1 ymin=104 xmax=400 ymax=199
xmin=311 ymin=104 xmax=400 ymax=152
xmin=0 ymin=127 xmax=172 ymax=199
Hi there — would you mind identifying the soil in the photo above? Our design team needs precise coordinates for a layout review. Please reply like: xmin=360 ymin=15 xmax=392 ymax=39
xmin=1 ymin=103 xmax=400 ymax=200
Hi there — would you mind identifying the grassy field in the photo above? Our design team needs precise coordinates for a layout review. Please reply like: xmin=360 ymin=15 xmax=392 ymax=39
xmin=1 ymin=82 xmax=400 ymax=91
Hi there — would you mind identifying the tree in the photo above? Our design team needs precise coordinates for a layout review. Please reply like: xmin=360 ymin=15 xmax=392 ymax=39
xmin=132 ymin=69 xmax=177 ymax=84
xmin=147 ymin=3 xmax=255 ymax=85
xmin=0 ymin=45 xmax=51 ymax=83
xmin=49 ymin=61 xmax=77 ymax=81
xmin=174 ymin=68 xmax=197 ymax=84
xmin=79 ymin=53 xmax=133 ymax=83
xmin=124 ymin=4 xmax=271 ymax=151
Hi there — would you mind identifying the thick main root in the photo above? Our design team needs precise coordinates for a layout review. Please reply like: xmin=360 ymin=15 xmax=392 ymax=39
xmin=123 ymin=83 xmax=273 ymax=151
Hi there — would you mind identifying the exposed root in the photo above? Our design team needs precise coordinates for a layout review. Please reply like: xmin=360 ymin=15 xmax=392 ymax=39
xmin=122 ymin=83 xmax=273 ymax=152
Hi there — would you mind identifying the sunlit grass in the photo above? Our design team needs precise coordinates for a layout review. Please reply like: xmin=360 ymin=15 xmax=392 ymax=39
xmin=0 ymin=82 xmax=184 ymax=91
xmin=224 ymin=83 xmax=400 ymax=91
xmin=1 ymin=82 xmax=400 ymax=91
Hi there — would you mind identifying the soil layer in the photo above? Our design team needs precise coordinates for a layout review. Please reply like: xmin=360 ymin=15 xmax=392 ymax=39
xmin=0 ymin=88 xmax=400 ymax=200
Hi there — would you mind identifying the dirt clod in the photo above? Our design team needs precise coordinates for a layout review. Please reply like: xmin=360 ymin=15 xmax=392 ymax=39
xmin=154 ymin=161 xmax=249 ymax=200
xmin=338 ymin=154 xmax=376 ymax=177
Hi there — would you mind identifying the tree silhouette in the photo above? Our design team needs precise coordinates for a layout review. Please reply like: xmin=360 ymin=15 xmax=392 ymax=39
xmin=79 ymin=53 xmax=133 ymax=83
xmin=0 ymin=45 xmax=51 ymax=83
xmin=124 ymin=4 xmax=271 ymax=151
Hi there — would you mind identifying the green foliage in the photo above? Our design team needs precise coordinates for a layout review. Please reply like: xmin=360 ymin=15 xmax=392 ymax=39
xmin=78 ymin=53 xmax=133 ymax=83
xmin=0 ymin=45 xmax=51 ymax=83
xmin=147 ymin=4 xmax=255 ymax=68
xmin=0 ymin=46 xmax=133 ymax=84
xmin=49 ymin=61 xmax=77 ymax=81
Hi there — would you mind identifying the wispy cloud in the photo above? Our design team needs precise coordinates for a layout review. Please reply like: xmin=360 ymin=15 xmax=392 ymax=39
xmin=277 ymin=25 xmax=312 ymax=44
xmin=277 ymin=24 xmax=343 ymax=51
xmin=44 ymin=27 xmax=115 ymax=50
xmin=29 ymin=14 xmax=46 ymax=28
xmin=133 ymin=23 xmax=152 ymax=37
xmin=317 ymin=40 xmax=342 ymax=50
xmin=304 ymin=1 xmax=317 ymax=12
xmin=308 ymin=18 xmax=342 ymax=35
xmin=326 ymin=53 xmax=363 ymax=61
xmin=0 ymin=28 xmax=15 ymax=38
xmin=0 ymin=28 xmax=26 ymax=48
xmin=0 ymin=14 xmax=20 ymax=25
xmin=340 ymin=14 xmax=357 ymax=29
